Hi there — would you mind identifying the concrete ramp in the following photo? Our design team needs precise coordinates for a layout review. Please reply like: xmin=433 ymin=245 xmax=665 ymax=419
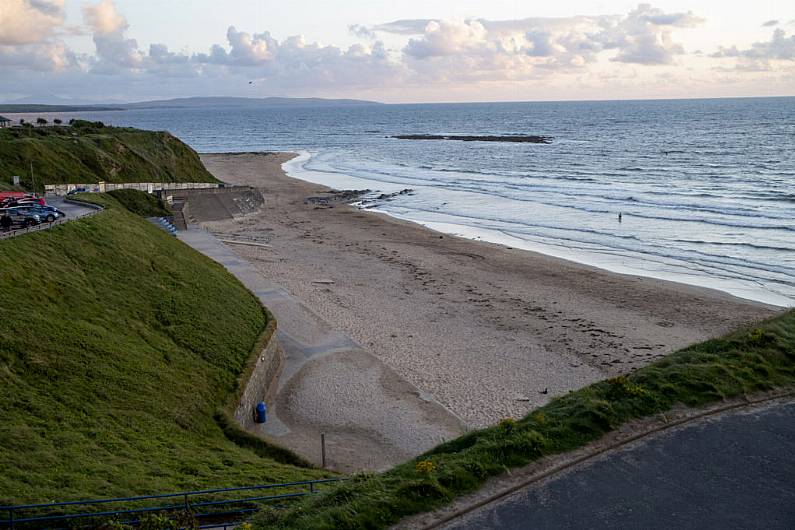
xmin=175 ymin=188 xmax=264 ymax=223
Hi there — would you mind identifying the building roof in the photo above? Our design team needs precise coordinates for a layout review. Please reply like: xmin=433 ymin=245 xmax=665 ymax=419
xmin=0 ymin=116 xmax=11 ymax=122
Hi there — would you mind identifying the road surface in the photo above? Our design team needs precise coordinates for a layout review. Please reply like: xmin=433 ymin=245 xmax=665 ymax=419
xmin=444 ymin=400 xmax=795 ymax=530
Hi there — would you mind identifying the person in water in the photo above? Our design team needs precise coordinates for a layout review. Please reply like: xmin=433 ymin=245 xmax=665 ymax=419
xmin=618 ymin=212 xmax=622 ymax=222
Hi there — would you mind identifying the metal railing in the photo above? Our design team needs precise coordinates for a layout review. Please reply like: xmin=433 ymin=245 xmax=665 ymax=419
xmin=0 ymin=479 xmax=343 ymax=529
xmin=0 ymin=211 xmax=98 ymax=240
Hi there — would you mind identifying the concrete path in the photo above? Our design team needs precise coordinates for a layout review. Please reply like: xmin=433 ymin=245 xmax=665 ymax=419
xmin=48 ymin=196 xmax=98 ymax=218
xmin=443 ymin=399 xmax=795 ymax=530
xmin=0 ymin=196 xmax=99 ymax=240
xmin=178 ymin=227 xmax=465 ymax=472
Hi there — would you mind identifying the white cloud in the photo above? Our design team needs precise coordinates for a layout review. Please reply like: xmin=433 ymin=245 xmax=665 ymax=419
xmin=82 ymin=0 xmax=126 ymax=35
xmin=385 ymin=3 xmax=704 ymax=85
xmin=0 ymin=0 xmax=73 ymax=72
xmin=0 ymin=41 xmax=74 ymax=71
xmin=82 ymin=0 xmax=142 ymax=71
xmin=0 ymin=0 xmax=65 ymax=45
xmin=0 ymin=2 xmax=792 ymax=103
xmin=712 ymin=29 xmax=795 ymax=70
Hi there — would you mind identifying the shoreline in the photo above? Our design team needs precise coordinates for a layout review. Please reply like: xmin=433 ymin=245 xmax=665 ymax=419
xmin=280 ymin=150 xmax=792 ymax=308
xmin=198 ymin=152 xmax=780 ymax=428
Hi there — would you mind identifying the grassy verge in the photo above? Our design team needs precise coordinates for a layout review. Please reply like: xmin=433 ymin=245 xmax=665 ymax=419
xmin=106 ymin=189 xmax=171 ymax=217
xmin=0 ymin=121 xmax=218 ymax=191
xmin=0 ymin=194 xmax=324 ymax=505
xmin=255 ymin=309 xmax=795 ymax=529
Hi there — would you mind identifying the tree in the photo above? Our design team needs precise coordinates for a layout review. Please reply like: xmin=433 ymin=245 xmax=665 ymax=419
xmin=53 ymin=118 xmax=62 ymax=125
xmin=19 ymin=118 xmax=25 ymax=124
xmin=36 ymin=117 xmax=48 ymax=125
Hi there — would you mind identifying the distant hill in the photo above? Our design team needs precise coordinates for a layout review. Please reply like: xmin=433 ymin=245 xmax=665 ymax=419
xmin=123 ymin=96 xmax=383 ymax=109
xmin=0 ymin=96 xmax=381 ymax=114
xmin=0 ymin=104 xmax=122 ymax=113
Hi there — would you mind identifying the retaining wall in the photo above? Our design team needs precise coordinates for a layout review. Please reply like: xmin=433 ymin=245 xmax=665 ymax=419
xmin=233 ymin=333 xmax=283 ymax=430
xmin=44 ymin=182 xmax=221 ymax=196
xmin=179 ymin=187 xmax=265 ymax=222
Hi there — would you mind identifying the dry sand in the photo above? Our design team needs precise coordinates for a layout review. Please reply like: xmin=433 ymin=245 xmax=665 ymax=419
xmin=199 ymin=152 xmax=780 ymax=429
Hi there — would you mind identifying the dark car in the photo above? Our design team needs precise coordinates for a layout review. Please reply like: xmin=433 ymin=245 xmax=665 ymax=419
xmin=0 ymin=208 xmax=40 ymax=228
xmin=17 ymin=205 xmax=65 ymax=223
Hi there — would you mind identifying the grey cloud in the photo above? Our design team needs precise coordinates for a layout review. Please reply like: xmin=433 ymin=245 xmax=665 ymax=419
xmin=398 ymin=3 xmax=703 ymax=74
xmin=348 ymin=24 xmax=375 ymax=39
xmin=712 ymin=29 xmax=795 ymax=60
xmin=762 ymin=20 xmax=779 ymax=27
xmin=371 ymin=19 xmax=431 ymax=35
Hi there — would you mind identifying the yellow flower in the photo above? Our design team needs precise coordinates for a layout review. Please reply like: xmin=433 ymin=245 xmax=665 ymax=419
xmin=415 ymin=459 xmax=436 ymax=475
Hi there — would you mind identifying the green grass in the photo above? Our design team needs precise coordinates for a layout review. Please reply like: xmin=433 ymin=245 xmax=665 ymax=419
xmin=0 ymin=195 xmax=324 ymax=505
xmin=106 ymin=189 xmax=171 ymax=217
xmin=0 ymin=122 xmax=218 ymax=191
xmin=256 ymin=309 xmax=795 ymax=529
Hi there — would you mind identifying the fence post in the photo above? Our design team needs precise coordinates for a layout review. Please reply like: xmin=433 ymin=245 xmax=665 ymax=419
xmin=321 ymin=433 xmax=326 ymax=469
xmin=8 ymin=508 xmax=14 ymax=529
xmin=183 ymin=493 xmax=190 ymax=512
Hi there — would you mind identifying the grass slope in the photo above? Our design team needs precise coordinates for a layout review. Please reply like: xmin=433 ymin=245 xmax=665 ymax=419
xmin=106 ymin=189 xmax=171 ymax=217
xmin=0 ymin=195 xmax=321 ymax=505
xmin=0 ymin=121 xmax=217 ymax=191
xmin=257 ymin=309 xmax=795 ymax=529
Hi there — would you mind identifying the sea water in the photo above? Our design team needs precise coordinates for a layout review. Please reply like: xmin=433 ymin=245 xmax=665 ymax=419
xmin=39 ymin=97 xmax=795 ymax=306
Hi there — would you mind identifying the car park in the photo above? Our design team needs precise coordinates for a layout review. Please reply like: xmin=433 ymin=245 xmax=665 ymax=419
xmin=16 ymin=205 xmax=65 ymax=223
xmin=0 ymin=208 xmax=41 ymax=228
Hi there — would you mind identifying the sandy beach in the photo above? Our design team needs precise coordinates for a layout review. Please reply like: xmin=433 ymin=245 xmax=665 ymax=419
xmin=199 ymin=152 xmax=780 ymax=429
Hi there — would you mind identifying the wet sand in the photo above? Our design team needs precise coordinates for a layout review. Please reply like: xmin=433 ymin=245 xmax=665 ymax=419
xmin=199 ymin=152 xmax=780 ymax=428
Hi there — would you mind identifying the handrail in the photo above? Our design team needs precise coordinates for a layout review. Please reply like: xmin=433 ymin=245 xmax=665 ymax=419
xmin=0 ymin=478 xmax=344 ymax=528
xmin=0 ymin=479 xmax=340 ymax=511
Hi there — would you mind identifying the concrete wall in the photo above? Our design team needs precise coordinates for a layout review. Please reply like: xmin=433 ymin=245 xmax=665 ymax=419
xmin=180 ymin=187 xmax=264 ymax=222
xmin=44 ymin=182 xmax=221 ymax=196
xmin=233 ymin=332 xmax=283 ymax=430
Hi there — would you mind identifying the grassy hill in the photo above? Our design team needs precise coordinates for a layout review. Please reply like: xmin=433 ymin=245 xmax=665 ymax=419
xmin=0 ymin=121 xmax=218 ymax=191
xmin=0 ymin=194 xmax=321 ymax=505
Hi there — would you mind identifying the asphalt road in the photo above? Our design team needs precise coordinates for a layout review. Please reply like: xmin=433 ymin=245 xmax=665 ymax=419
xmin=47 ymin=196 xmax=97 ymax=218
xmin=444 ymin=400 xmax=795 ymax=530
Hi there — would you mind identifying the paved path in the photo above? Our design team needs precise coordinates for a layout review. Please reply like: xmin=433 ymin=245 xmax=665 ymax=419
xmin=0 ymin=195 xmax=100 ymax=240
xmin=443 ymin=399 xmax=795 ymax=530
xmin=178 ymin=227 xmax=464 ymax=472
xmin=47 ymin=196 xmax=97 ymax=218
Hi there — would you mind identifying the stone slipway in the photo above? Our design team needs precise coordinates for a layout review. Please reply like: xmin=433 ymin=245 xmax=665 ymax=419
xmin=178 ymin=227 xmax=465 ymax=472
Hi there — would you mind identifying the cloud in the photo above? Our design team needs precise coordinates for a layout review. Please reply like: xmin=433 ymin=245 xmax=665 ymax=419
xmin=3 ymin=2 xmax=792 ymax=103
xmin=0 ymin=41 xmax=74 ymax=71
xmin=371 ymin=19 xmax=431 ymax=35
xmin=0 ymin=0 xmax=73 ymax=72
xmin=762 ymin=20 xmax=779 ymax=27
xmin=0 ymin=0 xmax=65 ymax=45
xmin=82 ymin=0 xmax=142 ymax=71
xmin=603 ymin=3 xmax=704 ymax=64
xmin=83 ymin=0 xmax=126 ymax=34
xmin=390 ymin=3 xmax=704 ymax=85
xmin=711 ymin=28 xmax=795 ymax=71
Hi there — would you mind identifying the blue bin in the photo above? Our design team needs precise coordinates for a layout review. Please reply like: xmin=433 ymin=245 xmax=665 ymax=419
xmin=255 ymin=402 xmax=267 ymax=424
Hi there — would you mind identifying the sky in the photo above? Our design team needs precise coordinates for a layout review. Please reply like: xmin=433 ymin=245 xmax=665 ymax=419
xmin=0 ymin=0 xmax=793 ymax=103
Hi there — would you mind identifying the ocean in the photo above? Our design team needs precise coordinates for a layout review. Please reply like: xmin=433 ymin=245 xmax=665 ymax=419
xmin=33 ymin=97 xmax=795 ymax=306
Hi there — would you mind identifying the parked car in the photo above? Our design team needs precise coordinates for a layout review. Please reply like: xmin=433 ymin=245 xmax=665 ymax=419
xmin=17 ymin=205 xmax=65 ymax=223
xmin=66 ymin=187 xmax=88 ymax=196
xmin=0 ymin=208 xmax=41 ymax=228
xmin=1 ymin=195 xmax=44 ymax=208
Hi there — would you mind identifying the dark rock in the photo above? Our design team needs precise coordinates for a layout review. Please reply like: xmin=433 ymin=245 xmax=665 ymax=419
xmin=393 ymin=134 xmax=553 ymax=144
